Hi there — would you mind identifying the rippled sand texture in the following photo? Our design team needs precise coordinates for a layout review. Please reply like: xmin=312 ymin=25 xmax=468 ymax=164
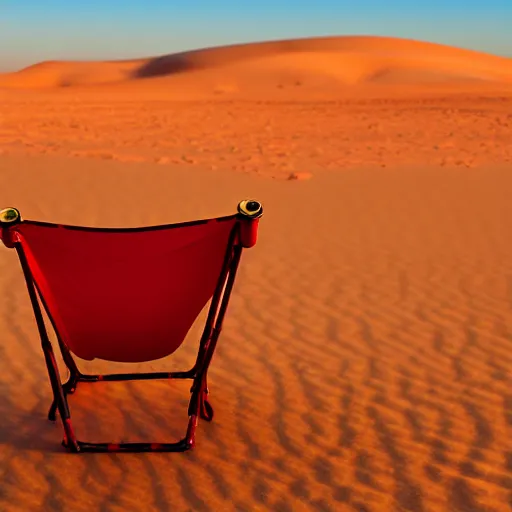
xmin=1 ymin=35 xmax=512 ymax=512
xmin=0 ymin=157 xmax=511 ymax=512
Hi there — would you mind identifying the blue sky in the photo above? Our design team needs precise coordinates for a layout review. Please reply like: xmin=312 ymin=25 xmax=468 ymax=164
xmin=1 ymin=0 xmax=511 ymax=71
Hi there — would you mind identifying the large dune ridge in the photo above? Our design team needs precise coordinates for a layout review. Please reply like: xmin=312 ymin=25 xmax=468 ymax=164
xmin=0 ymin=34 xmax=512 ymax=511
xmin=1 ymin=35 xmax=512 ymax=93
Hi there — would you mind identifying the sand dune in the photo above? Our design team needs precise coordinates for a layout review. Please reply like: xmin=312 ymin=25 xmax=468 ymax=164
xmin=0 ymin=34 xmax=511 ymax=511
xmin=1 ymin=36 xmax=512 ymax=92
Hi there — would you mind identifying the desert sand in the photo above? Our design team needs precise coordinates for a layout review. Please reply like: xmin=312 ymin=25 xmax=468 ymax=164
xmin=0 ymin=35 xmax=511 ymax=512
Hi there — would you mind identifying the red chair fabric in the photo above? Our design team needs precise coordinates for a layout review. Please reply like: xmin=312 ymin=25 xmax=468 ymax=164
xmin=13 ymin=217 xmax=237 ymax=362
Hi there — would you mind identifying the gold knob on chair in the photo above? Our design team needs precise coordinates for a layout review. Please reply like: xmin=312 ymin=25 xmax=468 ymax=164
xmin=237 ymin=200 xmax=263 ymax=219
xmin=0 ymin=208 xmax=21 ymax=224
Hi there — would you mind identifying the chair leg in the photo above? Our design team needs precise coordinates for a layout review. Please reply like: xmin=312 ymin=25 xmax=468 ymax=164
xmin=195 ymin=373 xmax=214 ymax=422
xmin=200 ymin=392 xmax=214 ymax=422
xmin=48 ymin=371 xmax=80 ymax=421
xmin=42 ymin=345 xmax=80 ymax=451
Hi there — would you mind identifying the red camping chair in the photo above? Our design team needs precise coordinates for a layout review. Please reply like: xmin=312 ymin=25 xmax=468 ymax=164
xmin=0 ymin=200 xmax=262 ymax=453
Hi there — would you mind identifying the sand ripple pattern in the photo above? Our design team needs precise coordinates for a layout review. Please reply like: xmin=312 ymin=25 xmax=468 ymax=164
xmin=0 ymin=159 xmax=511 ymax=511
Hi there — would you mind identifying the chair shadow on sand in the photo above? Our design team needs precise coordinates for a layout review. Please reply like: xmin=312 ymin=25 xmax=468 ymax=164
xmin=0 ymin=383 xmax=64 ymax=453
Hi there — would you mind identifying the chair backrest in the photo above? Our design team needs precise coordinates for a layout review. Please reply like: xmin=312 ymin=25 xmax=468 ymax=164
xmin=10 ymin=216 xmax=239 ymax=363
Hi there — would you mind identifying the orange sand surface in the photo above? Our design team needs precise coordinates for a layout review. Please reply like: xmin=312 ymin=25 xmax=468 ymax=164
xmin=1 ymin=36 xmax=512 ymax=511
